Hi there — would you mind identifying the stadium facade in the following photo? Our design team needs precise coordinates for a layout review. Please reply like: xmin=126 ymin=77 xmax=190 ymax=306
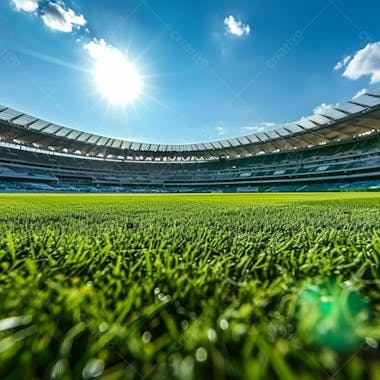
xmin=0 ymin=89 xmax=379 ymax=193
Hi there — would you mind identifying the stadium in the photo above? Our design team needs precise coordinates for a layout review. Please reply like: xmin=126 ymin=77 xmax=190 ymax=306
xmin=0 ymin=88 xmax=380 ymax=193
xmin=2 ymin=1 xmax=380 ymax=380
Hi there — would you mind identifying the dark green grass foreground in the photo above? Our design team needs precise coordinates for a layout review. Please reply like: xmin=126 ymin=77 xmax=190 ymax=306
xmin=1 ymin=193 xmax=380 ymax=380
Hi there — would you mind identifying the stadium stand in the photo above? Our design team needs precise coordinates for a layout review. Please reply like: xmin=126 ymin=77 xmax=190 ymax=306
xmin=0 ymin=89 xmax=379 ymax=192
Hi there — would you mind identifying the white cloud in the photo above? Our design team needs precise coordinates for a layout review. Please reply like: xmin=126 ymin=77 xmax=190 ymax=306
xmin=337 ymin=42 xmax=380 ymax=84
xmin=224 ymin=16 xmax=250 ymax=37
xmin=41 ymin=2 xmax=86 ymax=33
xmin=215 ymin=126 xmax=225 ymax=136
xmin=313 ymin=103 xmax=334 ymax=115
xmin=262 ymin=122 xmax=276 ymax=127
xmin=241 ymin=122 xmax=278 ymax=133
xmin=352 ymin=88 xmax=367 ymax=100
xmin=334 ymin=55 xmax=351 ymax=71
xmin=84 ymin=38 xmax=124 ymax=63
xmin=241 ymin=126 xmax=265 ymax=133
xmin=11 ymin=0 xmax=38 ymax=12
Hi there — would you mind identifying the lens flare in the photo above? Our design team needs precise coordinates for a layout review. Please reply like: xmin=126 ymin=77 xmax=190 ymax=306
xmin=295 ymin=281 xmax=370 ymax=352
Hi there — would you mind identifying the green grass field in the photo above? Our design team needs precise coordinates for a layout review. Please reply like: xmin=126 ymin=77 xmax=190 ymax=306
xmin=0 ymin=193 xmax=380 ymax=380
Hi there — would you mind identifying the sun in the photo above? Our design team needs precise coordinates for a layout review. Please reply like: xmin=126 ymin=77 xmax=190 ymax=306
xmin=93 ymin=52 xmax=142 ymax=105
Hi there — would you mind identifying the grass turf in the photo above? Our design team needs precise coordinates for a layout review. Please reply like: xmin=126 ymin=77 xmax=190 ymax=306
xmin=0 ymin=192 xmax=380 ymax=379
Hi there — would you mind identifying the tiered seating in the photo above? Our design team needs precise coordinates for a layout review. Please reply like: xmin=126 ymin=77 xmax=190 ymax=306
xmin=0 ymin=134 xmax=379 ymax=192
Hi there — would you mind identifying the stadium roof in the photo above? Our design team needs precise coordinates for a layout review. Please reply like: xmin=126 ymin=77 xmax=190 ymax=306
xmin=0 ymin=88 xmax=380 ymax=161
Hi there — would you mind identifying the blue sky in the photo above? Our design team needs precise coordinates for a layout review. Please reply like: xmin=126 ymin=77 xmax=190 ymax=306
xmin=0 ymin=0 xmax=380 ymax=143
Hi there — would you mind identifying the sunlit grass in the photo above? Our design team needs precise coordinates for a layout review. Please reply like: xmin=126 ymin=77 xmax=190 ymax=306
xmin=0 ymin=193 xmax=379 ymax=379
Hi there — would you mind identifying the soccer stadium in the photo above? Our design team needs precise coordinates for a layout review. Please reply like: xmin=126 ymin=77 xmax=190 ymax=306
xmin=1 ymin=1 xmax=380 ymax=380
xmin=0 ymin=88 xmax=380 ymax=193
